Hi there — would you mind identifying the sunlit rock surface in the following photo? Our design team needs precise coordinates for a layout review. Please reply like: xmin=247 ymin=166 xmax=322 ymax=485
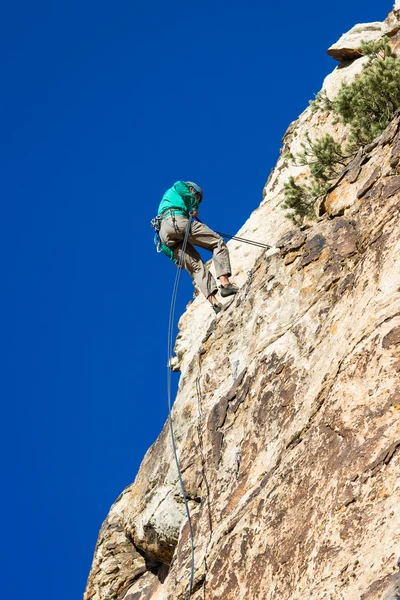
xmin=327 ymin=22 xmax=386 ymax=61
xmin=85 ymin=9 xmax=400 ymax=600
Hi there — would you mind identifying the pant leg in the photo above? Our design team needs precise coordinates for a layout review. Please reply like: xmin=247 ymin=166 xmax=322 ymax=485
xmin=160 ymin=215 xmax=217 ymax=298
xmin=188 ymin=220 xmax=232 ymax=279
xmin=174 ymin=243 xmax=218 ymax=299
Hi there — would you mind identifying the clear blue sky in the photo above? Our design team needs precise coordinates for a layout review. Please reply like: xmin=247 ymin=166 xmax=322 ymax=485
xmin=2 ymin=1 xmax=391 ymax=598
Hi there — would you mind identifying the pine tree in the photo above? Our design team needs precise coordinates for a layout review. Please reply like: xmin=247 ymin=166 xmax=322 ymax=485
xmin=296 ymin=134 xmax=349 ymax=184
xmin=312 ymin=37 xmax=400 ymax=151
xmin=282 ymin=177 xmax=319 ymax=226
xmin=283 ymin=37 xmax=400 ymax=225
xmin=283 ymin=134 xmax=350 ymax=225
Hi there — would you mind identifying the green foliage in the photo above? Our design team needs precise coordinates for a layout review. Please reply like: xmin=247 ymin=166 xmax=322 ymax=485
xmin=310 ymin=90 xmax=334 ymax=113
xmin=283 ymin=37 xmax=400 ymax=225
xmin=282 ymin=177 xmax=318 ymax=227
xmin=282 ymin=134 xmax=349 ymax=225
xmin=296 ymin=133 xmax=348 ymax=184
xmin=312 ymin=37 xmax=400 ymax=151
xmin=361 ymin=37 xmax=395 ymax=61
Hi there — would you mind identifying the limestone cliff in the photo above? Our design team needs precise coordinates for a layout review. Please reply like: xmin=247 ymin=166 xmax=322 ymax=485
xmin=85 ymin=7 xmax=400 ymax=600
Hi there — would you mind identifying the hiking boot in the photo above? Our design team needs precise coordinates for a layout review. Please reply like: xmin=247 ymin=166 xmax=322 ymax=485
xmin=220 ymin=283 xmax=239 ymax=298
xmin=212 ymin=303 xmax=223 ymax=314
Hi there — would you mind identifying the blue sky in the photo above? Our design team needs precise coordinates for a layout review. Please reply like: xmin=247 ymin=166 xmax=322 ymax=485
xmin=2 ymin=1 xmax=392 ymax=598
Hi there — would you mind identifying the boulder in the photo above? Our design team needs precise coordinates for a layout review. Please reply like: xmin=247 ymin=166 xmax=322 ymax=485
xmin=327 ymin=22 xmax=385 ymax=61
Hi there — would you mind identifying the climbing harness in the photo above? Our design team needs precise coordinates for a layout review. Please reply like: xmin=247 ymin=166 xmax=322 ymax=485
xmin=150 ymin=207 xmax=190 ymax=253
xmin=167 ymin=213 xmax=195 ymax=600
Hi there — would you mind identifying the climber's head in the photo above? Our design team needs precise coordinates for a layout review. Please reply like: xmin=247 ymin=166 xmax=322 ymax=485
xmin=187 ymin=181 xmax=203 ymax=203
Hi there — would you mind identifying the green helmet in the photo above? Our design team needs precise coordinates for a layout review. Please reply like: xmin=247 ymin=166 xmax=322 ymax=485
xmin=186 ymin=181 xmax=203 ymax=202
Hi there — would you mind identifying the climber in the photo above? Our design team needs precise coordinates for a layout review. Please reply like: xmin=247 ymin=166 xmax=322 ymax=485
xmin=156 ymin=181 xmax=238 ymax=314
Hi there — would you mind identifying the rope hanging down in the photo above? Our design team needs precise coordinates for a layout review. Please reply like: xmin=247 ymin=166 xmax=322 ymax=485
xmin=167 ymin=214 xmax=195 ymax=600
xmin=166 ymin=217 xmax=271 ymax=599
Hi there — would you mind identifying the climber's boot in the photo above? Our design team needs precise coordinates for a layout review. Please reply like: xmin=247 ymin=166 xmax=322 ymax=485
xmin=212 ymin=303 xmax=223 ymax=315
xmin=220 ymin=283 xmax=239 ymax=298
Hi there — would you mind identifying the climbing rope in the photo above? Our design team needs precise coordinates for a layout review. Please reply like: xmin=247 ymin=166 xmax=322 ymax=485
xmin=215 ymin=231 xmax=271 ymax=250
xmin=167 ymin=214 xmax=195 ymax=600
xmin=165 ymin=216 xmax=270 ymax=599
xmin=193 ymin=217 xmax=272 ymax=250
xmin=195 ymin=358 xmax=213 ymax=584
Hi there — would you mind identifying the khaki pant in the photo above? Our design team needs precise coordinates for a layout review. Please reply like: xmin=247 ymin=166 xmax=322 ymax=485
xmin=160 ymin=215 xmax=232 ymax=298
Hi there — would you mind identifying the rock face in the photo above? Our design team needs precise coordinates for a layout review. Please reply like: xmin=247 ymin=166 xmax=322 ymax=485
xmin=326 ymin=7 xmax=400 ymax=62
xmin=85 ymin=10 xmax=400 ymax=600
xmin=327 ymin=22 xmax=387 ymax=61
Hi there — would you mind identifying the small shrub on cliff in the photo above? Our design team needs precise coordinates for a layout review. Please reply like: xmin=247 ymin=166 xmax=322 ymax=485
xmin=312 ymin=37 xmax=400 ymax=151
xmin=282 ymin=177 xmax=318 ymax=226
xmin=292 ymin=133 xmax=349 ymax=184
xmin=283 ymin=134 xmax=350 ymax=225
xmin=283 ymin=37 xmax=400 ymax=225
